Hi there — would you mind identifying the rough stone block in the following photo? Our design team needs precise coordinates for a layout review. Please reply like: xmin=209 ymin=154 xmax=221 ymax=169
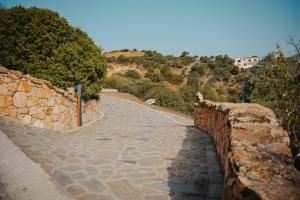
xmin=22 ymin=115 xmax=31 ymax=124
xmin=18 ymin=107 xmax=29 ymax=114
xmin=0 ymin=83 xmax=8 ymax=95
xmin=13 ymin=92 xmax=27 ymax=107
xmin=7 ymin=82 xmax=18 ymax=92
xmin=32 ymin=119 xmax=45 ymax=129
xmin=27 ymin=96 xmax=40 ymax=107
xmin=18 ymin=81 xmax=31 ymax=93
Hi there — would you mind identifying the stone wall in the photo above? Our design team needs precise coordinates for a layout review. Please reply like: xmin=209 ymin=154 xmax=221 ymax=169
xmin=194 ymin=100 xmax=300 ymax=200
xmin=0 ymin=66 xmax=101 ymax=131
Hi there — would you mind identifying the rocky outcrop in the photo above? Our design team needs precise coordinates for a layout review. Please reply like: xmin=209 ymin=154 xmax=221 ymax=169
xmin=194 ymin=100 xmax=300 ymax=200
xmin=0 ymin=66 xmax=101 ymax=131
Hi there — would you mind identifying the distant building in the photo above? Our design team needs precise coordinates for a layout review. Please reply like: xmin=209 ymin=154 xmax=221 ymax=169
xmin=234 ymin=56 xmax=259 ymax=69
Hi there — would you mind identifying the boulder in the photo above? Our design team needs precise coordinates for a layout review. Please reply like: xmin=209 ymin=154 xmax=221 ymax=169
xmin=145 ymin=99 xmax=155 ymax=105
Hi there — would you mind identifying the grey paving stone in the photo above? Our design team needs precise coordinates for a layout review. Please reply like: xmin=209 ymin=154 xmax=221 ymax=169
xmin=52 ymin=147 xmax=67 ymax=155
xmin=63 ymin=165 xmax=82 ymax=171
xmin=51 ymin=170 xmax=73 ymax=186
xmin=71 ymin=172 xmax=87 ymax=180
xmin=107 ymin=180 xmax=142 ymax=200
xmin=66 ymin=184 xmax=86 ymax=196
xmin=80 ymin=178 xmax=106 ymax=193
xmin=83 ymin=166 xmax=98 ymax=175
xmin=78 ymin=194 xmax=113 ymax=200
xmin=86 ymin=159 xmax=111 ymax=166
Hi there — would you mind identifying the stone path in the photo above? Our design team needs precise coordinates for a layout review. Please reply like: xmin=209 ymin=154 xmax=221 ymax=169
xmin=0 ymin=95 xmax=223 ymax=200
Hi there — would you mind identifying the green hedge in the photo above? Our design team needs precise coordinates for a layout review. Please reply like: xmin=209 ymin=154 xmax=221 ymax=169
xmin=0 ymin=6 xmax=107 ymax=99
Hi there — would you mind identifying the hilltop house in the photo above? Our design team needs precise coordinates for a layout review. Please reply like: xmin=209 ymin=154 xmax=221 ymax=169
xmin=234 ymin=56 xmax=259 ymax=69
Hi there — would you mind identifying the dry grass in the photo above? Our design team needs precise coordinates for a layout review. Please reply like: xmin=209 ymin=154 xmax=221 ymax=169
xmin=104 ymin=51 xmax=145 ymax=58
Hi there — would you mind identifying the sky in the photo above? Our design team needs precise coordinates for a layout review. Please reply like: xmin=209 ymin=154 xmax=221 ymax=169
xmin=2 ymin=0 xmax=300 ymax=57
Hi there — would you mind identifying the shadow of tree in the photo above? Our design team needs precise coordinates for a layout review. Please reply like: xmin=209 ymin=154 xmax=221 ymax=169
xmin=168 ymin=126 xmax=224 ymax=200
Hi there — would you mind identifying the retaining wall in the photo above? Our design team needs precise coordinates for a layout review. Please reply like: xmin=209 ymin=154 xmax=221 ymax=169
xmin=194 ymin=99 xmax=300 ymax=199
xmin=0 ymin=66 xmax=100 ymax=131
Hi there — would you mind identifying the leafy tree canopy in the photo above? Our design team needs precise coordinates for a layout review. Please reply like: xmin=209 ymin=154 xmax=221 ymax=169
xmin=243 ymin=45 xmax=300 ymax=161
xmin=0 ymin=6 xmax=107 ymax=99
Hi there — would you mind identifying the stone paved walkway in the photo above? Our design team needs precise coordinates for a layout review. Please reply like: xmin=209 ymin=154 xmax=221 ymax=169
xmin=0 ymin=95 xmax=223 ymax=200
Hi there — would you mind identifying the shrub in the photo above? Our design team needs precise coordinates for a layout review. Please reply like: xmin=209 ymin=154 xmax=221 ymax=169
xmin=199 ymin=56 xmax=210 ymax=63
xmin=145 ymin=69 xmax=163 ymax=82
xmin=207 ymin=62 xmax=216 ymax=70
xmin=187 ymin=71 xmax=201 ymax=91
xmin=125 ymin=70 xmax=141 ymax=79
xmin=191 ymin=64 xmax=207 ymax=76
xmin=202 ymin=85 xmax=219 ymax=101
xmin=144 ymin=86 xmax=185 ymax=112
xmin=168 ymin=73 xmax=184 ymax=84
xmin=160 ymin=66 xmax=171 ymax=77
xmin=0 ymin=6 xmax=107 ymax=100
xmin=179 ymin=85 xmax=195 ymax=102
xmin=230 ymin=66 xmax=239 ymax=75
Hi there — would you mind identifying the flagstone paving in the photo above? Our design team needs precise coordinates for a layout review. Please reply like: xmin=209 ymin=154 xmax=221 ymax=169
xmin=0 ymin=95 xmax=223 ymax=200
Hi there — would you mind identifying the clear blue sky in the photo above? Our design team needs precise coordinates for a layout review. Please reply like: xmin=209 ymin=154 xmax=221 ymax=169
xmin=2 ymin=0 xmax=300 ymax=57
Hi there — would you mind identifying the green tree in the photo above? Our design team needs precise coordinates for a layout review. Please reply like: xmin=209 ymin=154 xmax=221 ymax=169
xmin=188 ymin=71 xmax=201 ymax=92
xmin=191 ymin=64 xmax=207 ymax=76
xmin=245 ymin=47 xmax=300 ymax=161
xmin=230 ymin=66 xmax=239 ymax=75
xmin=160 ymin=66 xmax=171 ymax=77
xmin=0 ymin=6 xmax=107 ymax=99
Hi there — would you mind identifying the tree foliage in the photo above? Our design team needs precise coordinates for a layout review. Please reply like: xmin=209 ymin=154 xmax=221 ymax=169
xmin=125 ymin=70 xmax=141 ymax=79
xmin=0 ymin=6 xmax=107 ymax=99
xmin=106 ymin=50 xmax=195 ymax=69
xmin=191 ymin=63 xmax=207 ymax=76
xmin=244 ymin=45 xmax=300 ymax=159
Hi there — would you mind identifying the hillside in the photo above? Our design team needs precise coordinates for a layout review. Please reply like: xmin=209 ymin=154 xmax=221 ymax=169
xmin=104 ymin=50 xmax=145 ymax=58
xmin=104 ymin=50 xmax=245 ymax=102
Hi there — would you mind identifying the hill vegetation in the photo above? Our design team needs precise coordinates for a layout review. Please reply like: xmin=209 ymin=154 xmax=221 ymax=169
xmin=105 ymin=49 xmax=245 ymax=106
xmin=0 ymin=6 xmax=107 ymax=99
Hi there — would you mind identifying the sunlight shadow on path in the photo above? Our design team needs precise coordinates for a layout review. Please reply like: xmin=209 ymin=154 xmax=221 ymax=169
xmin=168 ymin=126 xmax=223 ymax=199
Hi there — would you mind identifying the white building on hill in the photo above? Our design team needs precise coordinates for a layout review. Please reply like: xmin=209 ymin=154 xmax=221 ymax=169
xmin=234 ymin=56 xmax=259 ymax=69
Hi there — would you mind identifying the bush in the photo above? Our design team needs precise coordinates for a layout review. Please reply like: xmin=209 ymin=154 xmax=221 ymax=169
xmin=147 ymin=72 xmax=162 ymax=82
xmin=207 ymin=62 xmax=216 ymax=70
xmin=202 ymin=85 xmax=219 ymax=101
xmin=167 ymin=73 xmax=184 ymax=84
xmin=0 ymin=6 xmax=107 ymax=100
xmin=187 ymin=71 xmax=200 ymax=91
xmin=179 ymin=85 xmax=195 ymax=102
xmin=104 ymin=75 xmax=192 ymax=113
xmin=144 ymin=86 xmax=185 ymax=112
xmin=125 ymin=70 xmax=141 ymax=79
xmin=230 ymin=66 xmax=239 ymax=75
xmin=191 ymin=64 xmax=207 ymax=76
xmin=160 ymin=66 xmax=171 ymax=77
xmin=245 ymin=49 xmax=300 ymax=157
xmin=199 ymin=56 xmax=210 ymax=63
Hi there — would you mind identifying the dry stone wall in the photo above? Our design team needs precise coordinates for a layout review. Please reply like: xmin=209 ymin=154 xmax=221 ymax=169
xmin=194 ymin=100 xmax=300 ymax=200
xmin=0 ymin=66 xmax=101 ymax=131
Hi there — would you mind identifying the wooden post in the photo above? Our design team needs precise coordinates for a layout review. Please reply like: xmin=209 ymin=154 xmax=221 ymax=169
xmin=77 ymin=92 xmax=80 ymax=127
xmin=76 ymin=84 xmax=83 ymax=127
